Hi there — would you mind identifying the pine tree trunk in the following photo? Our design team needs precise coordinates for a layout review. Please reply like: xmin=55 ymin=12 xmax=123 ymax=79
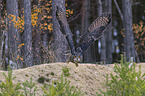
xmin=52 ymin=0 xmax=68 ymax=62
xmin=97 ymin=0 xmax=106 ymax=63
xmin=104 ymin=0 xmax=112 ymax=63
xmin=0 ymin=0 xmax=2 ymax=68
xmin=24 ymin=0 xmax=33 ymax=66
xmin=7 ymin=0 xmax=22 ymax=68
xmin=122 ymin=0 xmax=135 ymax=61
xmin=33 ymin=0 xmax=42 ymax=65
xmin=81 ymin=0 xmax=92 ymax=62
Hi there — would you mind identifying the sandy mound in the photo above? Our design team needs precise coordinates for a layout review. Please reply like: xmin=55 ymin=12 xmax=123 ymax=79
xmin=0 ymin=62 xmax=145 ymax=96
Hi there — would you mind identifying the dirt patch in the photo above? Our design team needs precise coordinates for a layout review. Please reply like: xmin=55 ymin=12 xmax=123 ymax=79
xmin=0 ymin=62 xmax=145 ymax=96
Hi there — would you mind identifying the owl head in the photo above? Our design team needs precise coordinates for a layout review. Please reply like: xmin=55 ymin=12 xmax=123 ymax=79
xmin=73 ymin=48 xmax=83 ymax=63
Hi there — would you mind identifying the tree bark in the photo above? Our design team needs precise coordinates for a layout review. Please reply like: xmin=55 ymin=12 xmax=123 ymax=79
xmin=33 ymin=0 xmax=42 ymax=65
xmin=7 ymin=0 xmax=22 ymax=68
xmin=122 ymin=0 xmax=135 ymax=61
xmin=81 ymin=0 xmax=92 ymax=62
xmin=0 ymin=0 xmax=1 ymax=34
xmin=52 ymin=0 xmax=68 ymax=62
xmin=24 ymin=0 xmax=33 ymax=66
xmin=97 ymin=0 xmax=106 ymax=63
xmin=0 ymin=0 xmax=2 ymax=68
xmin=104 ymin=0 xmax=112 ymax=63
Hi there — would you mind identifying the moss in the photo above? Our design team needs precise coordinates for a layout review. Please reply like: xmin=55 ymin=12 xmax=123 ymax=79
xmin=25 ymin=74 xmax=29 ymax=77
xmin=45 ymin=78 xmax=50 ymax=82
xmin=46 ymin=73 xmax=49 ymax=76
xmin=50 ymin=72 xmax=54 ymax=76
xmin=38 ymin=76 xmax=45 ymax=83
xmin=54 ymin=81 xmax=57 ymax=85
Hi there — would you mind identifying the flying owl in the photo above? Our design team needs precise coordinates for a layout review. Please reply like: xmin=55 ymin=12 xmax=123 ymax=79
xmin=56 ymin=6 xmax=111 ymax=66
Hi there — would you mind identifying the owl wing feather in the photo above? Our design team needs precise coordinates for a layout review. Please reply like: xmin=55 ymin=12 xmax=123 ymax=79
xmin=56 ymin=6 xmax=111 ymax=58
xmin=76 ymin=13 xmax=111 ymax=53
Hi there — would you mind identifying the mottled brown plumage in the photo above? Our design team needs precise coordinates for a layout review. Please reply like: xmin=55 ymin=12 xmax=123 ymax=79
xmin=56 ymin=6 xmax=111 ymax=66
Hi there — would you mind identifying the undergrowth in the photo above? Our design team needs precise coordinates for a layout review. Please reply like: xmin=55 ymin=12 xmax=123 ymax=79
xmin=42 ymin=74 xmax=83 ymax=96
xmin=0 ymin=66 xmax=83 ymax=96
xmin=96 ymin=55 xmax=145 ymax=96
xmin=0 ymin=66 xmax=23 ymax=96
xmin=2 ymin=54 xmax=144 ymax=96
xmin=62 ymin=66 xmax=70 ymax=77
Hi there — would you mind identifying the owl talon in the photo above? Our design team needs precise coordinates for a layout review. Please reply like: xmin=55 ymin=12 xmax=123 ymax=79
xmin=75 ymin=63 xmax=79 ymax=67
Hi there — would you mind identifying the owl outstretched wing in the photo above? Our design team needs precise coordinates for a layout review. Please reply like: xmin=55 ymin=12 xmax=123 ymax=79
xmin=76 ymin=13 xmax=111 ymax=54
xmin=56 ymin=6 xmax=76 ymax=56
xmin=56 ymin=6 xmax=111 ymax=64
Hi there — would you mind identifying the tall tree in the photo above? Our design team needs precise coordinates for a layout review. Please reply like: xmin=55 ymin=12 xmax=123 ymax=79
xmin=32 ymin=0 xmax=42 ymax=65
xmin=0 ymin=0 xmax=2 ymax=68
xmin=40 ymin=0 xmax=50 ymax=63
xmin=104 ymin=0 xmax=112 ymax=63
xmin=0 ymin=0 xmax=1 ymax=34
xmin=7 ymin=0 xmax=22 ymax=68
xmin=97 ymin=0 xmax=106 ymax=63
xmin=52 ymin=0 xmax=68 ymax=62
xmin=24 ymin=0 xmax=33 ymax=66
xmin=19 ymin=0 xmax=25 ymax=66
xmin=122 ymin=0 xmax=136 ymax=61
xmin=81 ymin=0 xmax=92 ymax=62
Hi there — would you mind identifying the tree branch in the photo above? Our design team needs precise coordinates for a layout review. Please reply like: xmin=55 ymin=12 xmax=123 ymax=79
xmin=113 ymin=0 xmax=123 ymax=22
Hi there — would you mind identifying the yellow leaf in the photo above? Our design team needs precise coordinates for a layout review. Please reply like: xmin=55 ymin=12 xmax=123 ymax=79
xmin=20 ymin=57 xmax=23 ymax=61
xmin=17 ymin=55 xmax=20 ymax=59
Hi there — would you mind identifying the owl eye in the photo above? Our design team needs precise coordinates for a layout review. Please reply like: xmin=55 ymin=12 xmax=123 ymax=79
xmin=78 ymin=57 xmax=80 ymax=58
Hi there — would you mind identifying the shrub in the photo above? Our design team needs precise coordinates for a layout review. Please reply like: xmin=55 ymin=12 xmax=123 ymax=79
xmin=0 ymin=66 xmax=83 ymax=96
xmin=22 ymin=77 xmax=39 ymax=96
xmin=42 ymin=74 xmax=83 ymax=96
xmin=0 ymin=66 xmax=23 ymax=96
xmin=62 ymin=66 xmax=70 ymax=77
xmin=96 ymin=55 xmax=145 ymax=96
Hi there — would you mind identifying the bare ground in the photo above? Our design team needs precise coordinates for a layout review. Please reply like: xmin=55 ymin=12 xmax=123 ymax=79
xmin=0 ymin=62 xmax=145 ymax=96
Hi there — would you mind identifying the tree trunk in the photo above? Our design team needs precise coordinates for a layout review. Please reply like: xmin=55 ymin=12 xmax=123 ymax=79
xmin=33 ymin=0 xmax=42 ymax=65
xmin=0 ymin=0 xmax=1 ymax=36
xmin=24 ymin=0 xmax=33 ymax=66
xmin=97 ymin=0 xmax=106 ymax=63
xmin=19 ymin=0 xmax=24 ymax=16
xmin=7 ymin=0 xmax=22 ymax=68
xmin=122 ymin=0 xmax=135 ymax=61
xmin=104 ymin=0 xmax=112 ymax=63
xmin=81 ymin=0 xmax=92 ymax=62
xmin=19 ymin=0 xmax=25 ymax=66
xmin=52 ymin=0 xmax=68 ymax=62
xmin=0 ymin=0 xmax=2 ymax=68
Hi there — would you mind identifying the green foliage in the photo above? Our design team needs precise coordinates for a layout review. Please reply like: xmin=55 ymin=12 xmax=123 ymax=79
xmin=96 ymin=54 xmax=145 ymax=96
xmin=42 ymin=74 xmax=83 ymax=96
xmin=0 ymin=66 xmax=83 ymax=96
xmin=42 ymin=80 xmax=65 ymax=96
xmin=50 ymin=72 xmax=55 ymax=76
xmin=22 ymin=77 xmax=39 ymax=96
xmin=46 ymin=78 xmax=50 ymax=82
xmin=133 ymin=21 xmax=145 ymax=55
xmin=0 ymin=66 xmax=23 ymax=96
xmin=38 ymin=76 xmax=46 ymax=83
xmin=62 ymin=66 xmax=70 ymax=77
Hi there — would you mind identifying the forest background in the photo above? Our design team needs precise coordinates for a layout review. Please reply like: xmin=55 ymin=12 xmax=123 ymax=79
xmin=0 ymin=0 xmax=145 ymax=70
